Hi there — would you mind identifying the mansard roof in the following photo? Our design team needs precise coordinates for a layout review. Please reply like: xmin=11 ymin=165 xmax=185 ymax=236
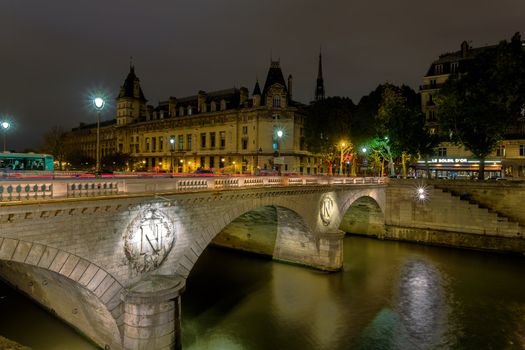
xmin=262 ymin=61 xmax=288 ymax=100
xmin=118 ymin=65 xmax=147 ymax=101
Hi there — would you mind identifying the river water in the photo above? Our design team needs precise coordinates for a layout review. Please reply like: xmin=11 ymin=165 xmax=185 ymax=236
xmin=1 ymin=236 xmax=524 ymax=349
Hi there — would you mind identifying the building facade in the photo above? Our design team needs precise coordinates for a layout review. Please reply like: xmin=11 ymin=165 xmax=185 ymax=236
xmin=67 ymin=61 xmax=324 ymax=175
xmin=419 ymin=35 xmax=525 ymax=179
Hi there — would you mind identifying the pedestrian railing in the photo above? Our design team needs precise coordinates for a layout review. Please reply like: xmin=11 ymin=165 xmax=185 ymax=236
xmin=0 ymin=176 xmax=387 ymax=202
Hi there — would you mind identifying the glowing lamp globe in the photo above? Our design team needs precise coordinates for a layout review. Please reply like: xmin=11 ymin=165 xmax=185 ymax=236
xmin=94 ymin=97 xmax=105 ymax=110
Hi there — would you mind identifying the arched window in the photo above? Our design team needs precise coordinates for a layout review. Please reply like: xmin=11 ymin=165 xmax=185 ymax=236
xmin=273 ymin=95 xmax=281 ymax=108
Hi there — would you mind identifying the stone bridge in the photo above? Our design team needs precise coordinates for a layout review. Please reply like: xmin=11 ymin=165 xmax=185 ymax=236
xmin=0 ymin=176 xmax=523 ymax=349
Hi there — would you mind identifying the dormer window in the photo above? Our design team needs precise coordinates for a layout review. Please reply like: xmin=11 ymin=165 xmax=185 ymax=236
xmin=211 ymin=101 xmax=216 ymax=112
xmin=273 ymin=95 xmax=281 ymax=108
xmin=179 ymin=107 xmax=184 ymax=116
xmin=220 ymin=100 xmax=226 ymax=111
xmin=188 ymin=106 xmax=192 ymax=115
xmin=435 ymin=64 xmax=443 ymax=75
xmin=451 ymin=62 xmax=459 ymax=73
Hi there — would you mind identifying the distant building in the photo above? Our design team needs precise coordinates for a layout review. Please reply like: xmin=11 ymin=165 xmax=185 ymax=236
xmin=66 ymin=60 xmax=324 ymax=175
xmin=419 ymin=34 xmax=525 ymax=179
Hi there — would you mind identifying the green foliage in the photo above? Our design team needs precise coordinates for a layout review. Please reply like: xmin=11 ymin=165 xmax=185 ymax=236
xmin=355 ymin=83 xmax=435 ymax=176
xmin=437 ymin=32 xmax=525 ymax=178
xmin=305 ymin=97 xmax=355 ymax=165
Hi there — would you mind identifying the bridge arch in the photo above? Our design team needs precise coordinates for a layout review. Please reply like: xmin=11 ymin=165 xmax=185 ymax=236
xmin=339 ymin=195 xmax=385 ymax=237
xmin=0 ymin=237 xmax=124 ymax=349
xmin=169 ymin=195 xmax=318 ymax=278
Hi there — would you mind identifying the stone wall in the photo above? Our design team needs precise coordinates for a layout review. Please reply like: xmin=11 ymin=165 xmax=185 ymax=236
xmin=382 ymin=181 xmax=525 ymax=253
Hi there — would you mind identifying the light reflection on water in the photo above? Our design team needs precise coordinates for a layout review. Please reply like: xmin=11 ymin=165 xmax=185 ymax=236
xmin=1 ymin=236 xmax=524 ymax=349
xmin=182 ymin=237 xmax=525 ymax=350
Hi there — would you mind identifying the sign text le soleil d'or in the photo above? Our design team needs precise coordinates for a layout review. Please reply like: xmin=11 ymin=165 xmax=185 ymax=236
xmin=431 ymin=158 xmax=468 ymax=163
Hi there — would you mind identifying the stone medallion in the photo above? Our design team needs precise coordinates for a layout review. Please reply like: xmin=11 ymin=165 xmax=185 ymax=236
xmin=320 ymin=196 xmax=334 ymax=226
xmin=124 ymin=207 xmax=175 ymax=273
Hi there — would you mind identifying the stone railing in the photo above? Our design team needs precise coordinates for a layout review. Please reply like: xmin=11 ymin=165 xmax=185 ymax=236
xmin=0 ymin=176 xmax=387 ymax=202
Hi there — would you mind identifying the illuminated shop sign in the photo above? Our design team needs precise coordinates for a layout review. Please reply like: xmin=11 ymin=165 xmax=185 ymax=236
xmin=418 ymin=158 xmax=501 ymax=164
xmin=431 ymin=158 xmax=468 ymax=163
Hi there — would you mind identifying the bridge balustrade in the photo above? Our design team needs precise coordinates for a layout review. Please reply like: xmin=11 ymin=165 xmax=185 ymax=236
xmin=0 ymin=176 xmax=386 ymax=202
xmin=67 ymin=181 xmax=119 ymax=197
xmin=0 ymin=183 xmax=53 ymax=201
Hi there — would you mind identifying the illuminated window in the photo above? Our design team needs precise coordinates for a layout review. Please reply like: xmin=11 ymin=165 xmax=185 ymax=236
xmin=200 ymin=133 xmax=206 ymax=149
xmin=187 ymin=134 xmax=193 ymax=151
xmin=178 ymin=134 xmax=184 ymax=150
xmin=273 ymin=95 xmax=281 ymax=108
xmin=210 ymin=132 xmax=216 ymax=149
xmin=219 ymin=131 xmax=226 ymax=149
xmin=496 ymin=145 xmax=505 ymax=157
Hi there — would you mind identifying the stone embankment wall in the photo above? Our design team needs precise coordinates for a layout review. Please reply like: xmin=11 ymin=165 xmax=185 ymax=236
xmin=429 ymin=179 xmax=525 ymax=225
xmin=381 ymin=180 xmax=525 ymax=253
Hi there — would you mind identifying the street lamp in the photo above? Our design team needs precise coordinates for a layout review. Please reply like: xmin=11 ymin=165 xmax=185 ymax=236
xmin=361 ymin=147 xmax=368 ymax=177
xmin=93 ymin=97 xmax=105 ymax=174
xmin=254 ymin=147 xmax=262 ymax=175
xmin=339 ymin=142 xmax=346 ymax=176
xmin=169 ymin=135 xmax=175 ymax=176
xmin=1 ymin=121 xmax=10 ymax=152
xmin=276 ymin=129 xmax=283 ymax=175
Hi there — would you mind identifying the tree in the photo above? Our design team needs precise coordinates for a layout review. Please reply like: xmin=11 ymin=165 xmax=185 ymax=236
xmin=437 ymin=33 xmax=525 ymax=179
xmin=101 ymin=152 xmax=133 ymax=171
xmin=354 ymin=83 xmax=433 ymax=177
xmin=377 ymin=85 xmax=438 ymax=177
xmin=305 ymin=97 xmax=355 ymax=174
xmin=41 ymin=126 xmax=68 ymax=170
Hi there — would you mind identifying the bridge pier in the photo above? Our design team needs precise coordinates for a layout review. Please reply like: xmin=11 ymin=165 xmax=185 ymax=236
xmin=121 ymin=275 xmax=185 ymax=350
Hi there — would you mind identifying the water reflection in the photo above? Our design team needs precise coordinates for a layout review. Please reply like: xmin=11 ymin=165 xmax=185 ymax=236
xmin=182 ymin=237 xmax=525 ymax=350
xmin=359 ymin=258 xmax=449 ymax=349
xmin=1 ymin=236 xmax=525 ymax=349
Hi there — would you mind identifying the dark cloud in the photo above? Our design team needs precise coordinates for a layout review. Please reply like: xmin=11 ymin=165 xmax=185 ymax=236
xmin=1 ymin=0 xmax=524 ymax=151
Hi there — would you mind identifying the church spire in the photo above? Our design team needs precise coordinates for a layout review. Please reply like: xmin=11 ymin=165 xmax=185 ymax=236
xmin=315 ymin=51 xmax=325 ymax=101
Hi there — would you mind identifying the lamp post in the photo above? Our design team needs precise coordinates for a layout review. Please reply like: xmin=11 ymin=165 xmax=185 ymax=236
xmin=255 ymin=147 xmax=262 ymax=175
xmin=361 ymin=147 xmax=368 ymax=177
xmin=276 ymin=129 xmax=283 ymax=175
xmin=339 ymin=142 xmax=346 ymax=176
xmin=93 ymin=97 xmax=105 ymax=175
xmin=1 ymin=121 xmax=10 ymax=152
xmin=169 ymin=136 xmax=175 ymax=176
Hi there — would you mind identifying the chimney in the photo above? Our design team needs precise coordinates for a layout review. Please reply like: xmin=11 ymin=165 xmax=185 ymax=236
xmin=287 ymin=74 xmax=293 ymax=101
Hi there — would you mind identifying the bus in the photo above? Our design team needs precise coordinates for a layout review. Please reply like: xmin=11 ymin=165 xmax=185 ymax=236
xmin=0 ymin=152 xmax=54 ymax=171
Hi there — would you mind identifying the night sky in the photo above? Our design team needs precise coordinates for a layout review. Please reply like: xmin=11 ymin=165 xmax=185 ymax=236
xmin=1 ymin=0 xmax=524 ymax=151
